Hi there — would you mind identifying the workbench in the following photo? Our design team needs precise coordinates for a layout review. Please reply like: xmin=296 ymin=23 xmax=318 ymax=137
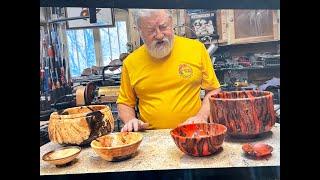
xmin=40 ymin=123 xmax=280 ymax=176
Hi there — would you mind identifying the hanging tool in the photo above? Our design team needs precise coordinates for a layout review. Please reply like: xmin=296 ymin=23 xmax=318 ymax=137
xmin=43 ymin=29 xmax=52 ymax=90
xmin=58 ymin=24 xmax=67 ymax=86
xmin=55 ymin=23 xmax=65 ymax=88
xmin=60 ymin=44 xmax=66 ymax=86
xmin=48 ymin=43 xmax=56 ymax=90
xmin=51 ymin=23 xmax=59 ymax=88
xmin=40 ymin=27 xmax=45 ymax=93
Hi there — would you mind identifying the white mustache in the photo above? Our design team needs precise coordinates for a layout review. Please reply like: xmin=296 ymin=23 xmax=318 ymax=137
xmin=143 ymin=36 xmax=174 ymax=59
xmin=151 ymin=38 xmax=170 ymax=49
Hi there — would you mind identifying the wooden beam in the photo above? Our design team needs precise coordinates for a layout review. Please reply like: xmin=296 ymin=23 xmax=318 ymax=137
xmin=40 ymin=0 xmax=280 ymax=9
xmin=93 ymin=28 xmax=103 ymax=66
xmin=128 ymin=9 xmax=140 ymax=50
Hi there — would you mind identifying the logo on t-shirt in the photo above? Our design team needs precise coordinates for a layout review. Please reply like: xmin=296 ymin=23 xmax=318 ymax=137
xmin=178 ymin=64 xmax=193 ymax=78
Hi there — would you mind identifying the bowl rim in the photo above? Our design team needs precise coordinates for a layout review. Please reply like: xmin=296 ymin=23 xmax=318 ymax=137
xmin=42 ymin=146 xmax=81 ymax=162
xmin=90 ymin=132 xmax=143 ymax=150
xmin=209 ymin=90 xmax=273 ymax=101
xmin=242 ymin=143 xmax=274 ymax=155
xmin=50 ymin=105 xmax=110 ymax=119
xmin=170 ymin=123 xmax=227 ymax=139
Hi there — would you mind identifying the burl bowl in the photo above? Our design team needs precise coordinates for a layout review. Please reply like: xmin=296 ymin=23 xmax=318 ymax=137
xmin=209 ymin=90 xmax=276 ymax=138
xmin=91 ymin=132 xmax=143 ymax=161
xmin=42 ymin=146 xmax=81 ymax=166
xmin=48 ymin=105 xmax=115 ymax=145
xmin=170 ymin=123 xmax=227 ymax=157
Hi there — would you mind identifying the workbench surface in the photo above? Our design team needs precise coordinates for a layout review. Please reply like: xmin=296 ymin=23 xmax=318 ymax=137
xmin=40 ymin=123 xmax=280 ymax=176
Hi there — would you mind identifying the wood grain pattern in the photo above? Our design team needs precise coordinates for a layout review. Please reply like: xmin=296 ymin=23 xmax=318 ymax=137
xmin=91 ymin=132 xmax=143 ymax=161
xmin=48 ymin=105 xmax=115 ymax=145
xmin=209 ymin=90 xmax=276 ymax=137
xmin=170 ymin=123 xmax=227 ymax=157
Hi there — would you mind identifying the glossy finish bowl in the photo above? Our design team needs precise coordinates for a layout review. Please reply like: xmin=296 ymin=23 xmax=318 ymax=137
xmin=209 ymin=90 xmax=276 ymax=137
xmin=170 ymin=123 xmax=227 ymax=157
xmin=242 ymin=143 xmax=273 ymax=157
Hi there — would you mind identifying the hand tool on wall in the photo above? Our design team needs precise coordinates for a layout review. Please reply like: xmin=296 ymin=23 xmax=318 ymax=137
xmin=48 ymin=45 xmax=56 ymax=91
xmin=50 ymin=23 xmax=60 ymax=89
xmin=58 ymin=25 xmax=67 ymax=86
xmin=46 ymin=22 xmax=56 ymax=91
xmin=43 ymin=30 xmax=51 ymax=91
xmin=40 ymin=28 xmax=45 ymax=93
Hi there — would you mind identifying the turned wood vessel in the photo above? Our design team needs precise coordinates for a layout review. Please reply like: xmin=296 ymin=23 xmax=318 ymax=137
xmin=209 ymin=90 xmax=276 ymax=137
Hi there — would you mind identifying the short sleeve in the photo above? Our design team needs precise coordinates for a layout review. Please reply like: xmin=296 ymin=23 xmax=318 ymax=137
xmin=116 ymin=63 xmax=137 ymax=107
xmin=200 ymin=43 xmax=221 ymax=90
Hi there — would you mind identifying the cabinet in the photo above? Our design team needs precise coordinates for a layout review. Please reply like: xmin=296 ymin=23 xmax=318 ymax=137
xmin=215 ymin=10 xmax=279 ymax=45
xmin=227 ymin=10 xmax=279 ymax=44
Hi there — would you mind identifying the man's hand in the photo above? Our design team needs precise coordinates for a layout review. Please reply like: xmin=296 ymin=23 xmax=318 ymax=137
xmin=121 ymin=118 xmax=149 ymax=132
xmin=180 ymin=114 xmax=208 ymax=126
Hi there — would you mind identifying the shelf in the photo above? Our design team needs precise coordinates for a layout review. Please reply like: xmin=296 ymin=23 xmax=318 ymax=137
xmin=215 ymin=65 xmax=280 ymax=72
xmin=217 ymin=39 xmax=280 ymax=47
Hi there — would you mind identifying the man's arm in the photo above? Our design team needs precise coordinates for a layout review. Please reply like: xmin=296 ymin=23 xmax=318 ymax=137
xmin=117 ymin=103 xmax=136 ymax=123
xmin=182 ymin=88 xmax=221 ymax=125
xmin=117 ymin=103 xmax=149 ymax=132
xmin=196 ymin=88 xmax=221 ymax=120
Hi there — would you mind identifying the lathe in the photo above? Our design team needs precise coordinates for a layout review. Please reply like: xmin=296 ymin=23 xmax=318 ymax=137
xmin=52 ymin=64 xmax=122 ymax=110
xmin=75 ymin=82 xmax=120 ymax=106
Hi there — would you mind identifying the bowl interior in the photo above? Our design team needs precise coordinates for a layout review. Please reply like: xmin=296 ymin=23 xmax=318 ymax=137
xmin=42 ymin=146 xmax=81 ymax=161
xmin=91 ymin=132 xmax=143 ymax=149
xmin=211 ymin=90 xmax=271 ymax=100
xmin=57 ymin=105 xmax=106 ymax=115
xmin=171 ymin=123 xmax=227 ymax=139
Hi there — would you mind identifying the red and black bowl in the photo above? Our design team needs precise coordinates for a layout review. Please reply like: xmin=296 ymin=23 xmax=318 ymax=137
xmin=170 ymin=123 xmax=227 ymax=157
xmin=209 ymin=90 xmax=276 ymax=138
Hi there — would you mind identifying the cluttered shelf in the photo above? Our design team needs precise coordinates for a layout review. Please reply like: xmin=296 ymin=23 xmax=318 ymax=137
xmin=215 ymin=64 xmax=280 ymax=72
xmin=217 ymin=39 xmax=280 ymax=47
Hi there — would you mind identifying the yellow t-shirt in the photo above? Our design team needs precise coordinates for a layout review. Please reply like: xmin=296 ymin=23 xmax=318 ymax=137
xmin=117 ymin=36 xmax=220 ymax=129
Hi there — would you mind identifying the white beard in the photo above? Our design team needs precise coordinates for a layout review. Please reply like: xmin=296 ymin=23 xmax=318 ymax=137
xmin=145 ymin=37 xmax=174 ymax=59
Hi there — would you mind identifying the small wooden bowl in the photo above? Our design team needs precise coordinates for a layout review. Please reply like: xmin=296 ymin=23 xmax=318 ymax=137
xmin=91 ymin=132 xmax=143 ymax=161
xmin=242 ymin=143 xmax=273 ymax=157
xmin=42 ymin=146 xmax=81 ymax=166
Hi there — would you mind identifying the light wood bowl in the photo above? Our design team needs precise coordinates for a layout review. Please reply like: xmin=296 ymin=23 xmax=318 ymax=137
xmin=48 ymin=105 xmax=115 ymax=145
xmin=42 ymin=146 xmax=81 ymax=166
xmin=91 ymin=132 xmax=143 ymax=161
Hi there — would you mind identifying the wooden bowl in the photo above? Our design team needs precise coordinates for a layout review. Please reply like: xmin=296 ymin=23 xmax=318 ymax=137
xmin=90 ymin=132 xmax=143 ymax=161
xmin=170 ymin=123 xmax=227 ymax=157
xmin=48 ymin=105 xmax=114 ymax=145
xmin=242 ymin=143 xmax=273 ymax=157
xmin=42 ymin=146 xmax=81 ymax=166
xmin=209 ymin=90 xmax=276 ymax=138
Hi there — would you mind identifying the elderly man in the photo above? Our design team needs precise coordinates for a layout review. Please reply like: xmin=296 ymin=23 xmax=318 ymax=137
xmin=117 ymin=9 xmax=221 ymax=132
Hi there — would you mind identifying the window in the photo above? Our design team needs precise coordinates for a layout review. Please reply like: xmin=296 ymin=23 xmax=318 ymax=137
xmin=66 ymin=29 xmax=96 ymax=77
xmin=100 ymin=21 xmax=128 ymax=66
xmin=67 ymin=21 xmax=128 ymax=77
